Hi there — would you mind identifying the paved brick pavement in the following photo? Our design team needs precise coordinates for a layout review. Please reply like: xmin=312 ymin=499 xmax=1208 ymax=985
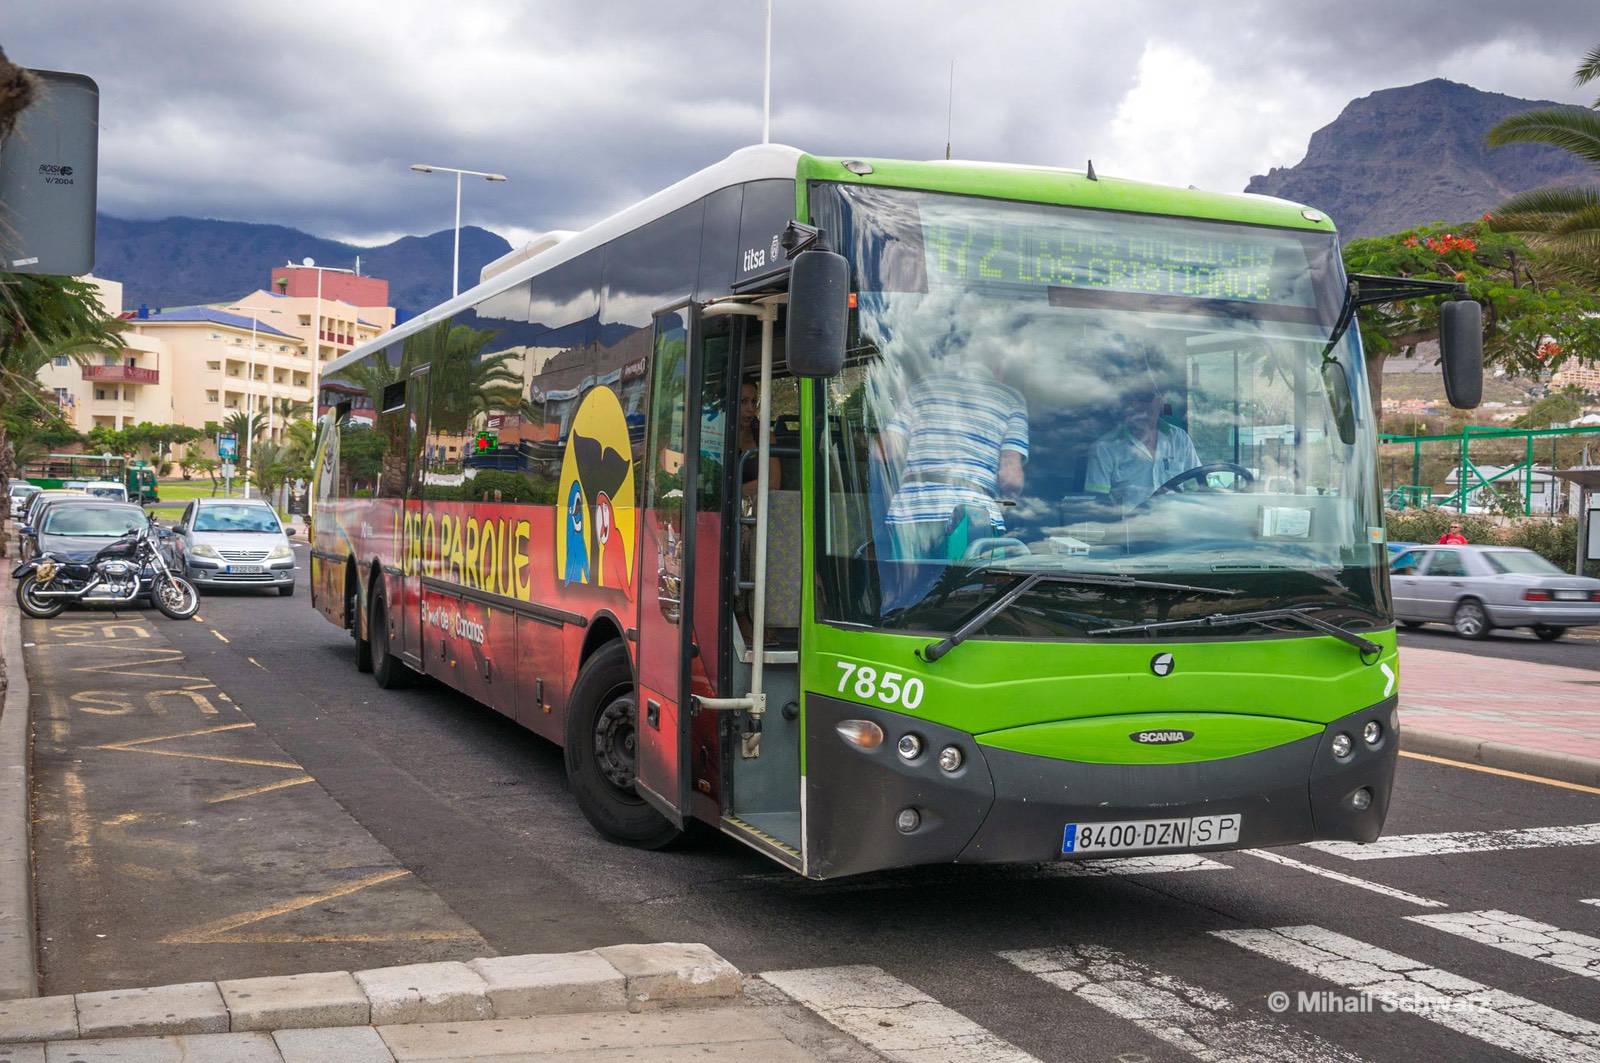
xmin=1399 ymin=645 xmax=1600 ymax=761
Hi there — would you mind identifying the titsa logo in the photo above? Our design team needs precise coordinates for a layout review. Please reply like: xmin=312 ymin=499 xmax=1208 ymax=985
xmin=1149 ymin=652 xmax=1175 ymax=677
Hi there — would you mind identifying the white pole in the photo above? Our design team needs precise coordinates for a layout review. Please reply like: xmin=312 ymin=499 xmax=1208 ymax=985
xmin=244 ymin=316 xmax=257 ymax=498
xmin=762 ymin=0 xmax=772 ymax=144
xmin=312 ymin=268 xmax=324 ymax=423
xmin=453 ymin=170 xmax=463 ymax=299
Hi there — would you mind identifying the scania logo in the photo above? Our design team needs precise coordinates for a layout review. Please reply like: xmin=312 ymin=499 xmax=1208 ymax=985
xmin=1150 ymin=652 xmax=1175 ymax=677
xmin=1132 ymin=729 xmax=1194 ymax=745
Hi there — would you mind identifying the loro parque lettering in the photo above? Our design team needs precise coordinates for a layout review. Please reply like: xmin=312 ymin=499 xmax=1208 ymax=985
xmin=396 ymin=505 xmax=533 ymax=600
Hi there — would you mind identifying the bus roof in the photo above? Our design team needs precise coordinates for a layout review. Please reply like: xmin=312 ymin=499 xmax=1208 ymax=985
xmin=325 ymin=144 xmax=1335 ymax=380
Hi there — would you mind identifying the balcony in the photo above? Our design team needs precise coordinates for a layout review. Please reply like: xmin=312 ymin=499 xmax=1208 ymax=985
xmin=82 ymin=364 xmax=159 ymax=384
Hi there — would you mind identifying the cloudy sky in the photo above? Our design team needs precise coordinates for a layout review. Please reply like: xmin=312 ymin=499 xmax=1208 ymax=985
xmin=6 ymin=1 xmax=1595 ymax=248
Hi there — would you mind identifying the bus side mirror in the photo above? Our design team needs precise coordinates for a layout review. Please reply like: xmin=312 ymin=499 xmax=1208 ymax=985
xmin=1439 ymin=300 xmax=1482 ymax=410
xmin=1321 ymin=359 xmax=1358 ymax=446
xmin=786 ymin=249 xmax=850 ymax=378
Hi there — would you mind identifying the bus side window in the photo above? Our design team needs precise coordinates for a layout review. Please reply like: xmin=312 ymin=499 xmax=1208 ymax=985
xmin=524 ymin=254 xmax=602 ymax=504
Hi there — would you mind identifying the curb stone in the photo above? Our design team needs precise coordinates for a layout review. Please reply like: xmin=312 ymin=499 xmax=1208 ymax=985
xmin=0 ymin=945 xmax=741 ymax=1046
xmin=1403 ymin=727 xmax=1600 ymax=789
xmin=0 ymin=559 xmax=37 ymax=1001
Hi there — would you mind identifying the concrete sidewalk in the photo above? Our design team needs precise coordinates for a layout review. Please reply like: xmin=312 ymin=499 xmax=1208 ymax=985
xmin=0 ymin=944 xmax=870 ymax=1061
xmin=1399 ymin=644 xmax=1600 ymax=786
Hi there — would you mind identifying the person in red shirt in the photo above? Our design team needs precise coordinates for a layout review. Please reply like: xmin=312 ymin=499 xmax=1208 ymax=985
xmin=1437 ymin=522 xmax=1468 ymax=545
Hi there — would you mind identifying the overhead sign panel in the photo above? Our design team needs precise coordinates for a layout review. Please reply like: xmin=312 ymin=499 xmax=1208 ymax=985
xmin=0 ymin=69 xmax=99 ymax=276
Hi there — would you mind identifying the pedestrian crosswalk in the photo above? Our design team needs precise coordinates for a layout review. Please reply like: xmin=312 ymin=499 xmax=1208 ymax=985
xmin=763 ymin=902 xmax=1600 ymax=1063
xmin=1307 ymin=822 xmax=1600 ymax=861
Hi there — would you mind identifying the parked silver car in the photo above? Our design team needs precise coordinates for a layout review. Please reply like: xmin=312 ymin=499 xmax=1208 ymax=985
xmin=1389 ymin=545 xmax=1600 ymax=640
xmin=172 ymin=498 xmax=297 ymax=596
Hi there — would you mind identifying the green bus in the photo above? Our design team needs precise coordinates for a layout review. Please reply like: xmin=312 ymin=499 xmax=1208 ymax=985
xmin=23 ymin=453 xmax=159 ymax=502
xmin=311 ymin=145 xmax=1480 ymax=877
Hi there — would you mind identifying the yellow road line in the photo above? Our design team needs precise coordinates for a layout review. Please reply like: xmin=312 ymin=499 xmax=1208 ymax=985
xmin=247 ymin=657 xmax=265 ymax=670
xmin=62 ymin=771 xmax=94 ymax=876
xmin=98 ymin=722 xmax=255 ymax=750
xmin=211 ymin=629 xmax=230 ymax=644
xmin=105 ymin=747 xmax=302 ymax=770
xmin=205 ymin=775 xmax=315 ymax=805
xmin=161 ymin=868 xmax=412 ymax=944
xmin=1401 ymin=750 xmax=1600 ymax=796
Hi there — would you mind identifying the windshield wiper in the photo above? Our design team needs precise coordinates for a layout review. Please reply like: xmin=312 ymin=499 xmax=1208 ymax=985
xmin=918 ymin=571 xmax=1238 ymax=663
xmin=1090 ymin=606 xmax=1382 ymax=659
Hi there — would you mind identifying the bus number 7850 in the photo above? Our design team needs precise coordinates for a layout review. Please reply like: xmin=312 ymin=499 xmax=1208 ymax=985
xmin=835 ymin=661 xmax=925 ymax=711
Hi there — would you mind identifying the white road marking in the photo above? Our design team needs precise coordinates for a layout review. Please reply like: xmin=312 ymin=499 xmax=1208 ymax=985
xmin=1238 ymin=849 xmax=1446 ymax=907
xmin=1584 ymin=900 xmax=1600 ymax=909
xmin=1408 ymin=910 xmax=1600 ymax=983
xmin=1050 ymin=853 xmax=1230 ymax=876
xmin=759 ymin=965 xmax=1040 ymax=1063
xmin=1306 ymin=822 xmax=1600 ymax=861
xmin=1001 ymin=944 xmax=1364 ymax=1062
xmin=1215 ymin=925 xmax=1600 ymax=1063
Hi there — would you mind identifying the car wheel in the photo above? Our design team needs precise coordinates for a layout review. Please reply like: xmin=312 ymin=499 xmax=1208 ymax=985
xmin=563 ymin=640 xmax=682 ymax=849
xmin=1400 ymin=620 xmax=1424 ymax=629
xmin=1452 ymin=599 xmax=1489 ymax=640
xmin=1532 ymin=624 xmax=1566 ymax=642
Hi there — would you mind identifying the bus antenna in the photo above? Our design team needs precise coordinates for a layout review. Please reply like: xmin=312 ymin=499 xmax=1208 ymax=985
xmin=762 ymin=0 xmax=773 ymax=144
xmin=944 ymin=59 xmax=955 ymax=160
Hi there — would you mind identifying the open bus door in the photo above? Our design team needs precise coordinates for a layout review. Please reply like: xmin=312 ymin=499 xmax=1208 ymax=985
xmin=635 ymin=304 xmax=700 ymax=825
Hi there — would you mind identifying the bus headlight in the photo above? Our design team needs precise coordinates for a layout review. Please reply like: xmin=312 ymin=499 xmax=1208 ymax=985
xmin=1350 ymin=787 xmax=1373 ymax=811
xmin=937 ymin=746 xmax=963 ymax=773
xmin=897 ymin=734 xmax=923 ymax=760
xmin=1330 ymin=732 xmax=1353 ymax=759
xmin=835 ymin=720 xmax=883 ymax=750
xmin=1362 ymin=721 xmax=1383 ymax=745
xmin=896 ymin=808 xmax=920 ymax=833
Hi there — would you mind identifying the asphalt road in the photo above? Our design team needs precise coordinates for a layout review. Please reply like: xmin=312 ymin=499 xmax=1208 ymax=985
xmin=1397 ymin=622 xmax=1600 ymax=670
xmin=28 ymin=552 xmax=1600 ymax=1063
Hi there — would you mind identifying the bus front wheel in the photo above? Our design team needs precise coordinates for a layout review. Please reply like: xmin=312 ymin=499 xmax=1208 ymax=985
xmin=564 ymin=641 xmax=681 ymax=850
xmin=369 ymin=588 xmax=414 ymax=689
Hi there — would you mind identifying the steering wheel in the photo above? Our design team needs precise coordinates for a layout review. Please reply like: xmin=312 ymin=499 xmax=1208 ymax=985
xmin=1153 ymin=462 xmax=1255 ymax=497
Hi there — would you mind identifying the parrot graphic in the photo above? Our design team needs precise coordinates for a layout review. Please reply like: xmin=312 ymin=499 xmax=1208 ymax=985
xmin=563 ymin=479 xmax=590 ymax=584
xmin=594 ymin=491 xmax=631 ymax=594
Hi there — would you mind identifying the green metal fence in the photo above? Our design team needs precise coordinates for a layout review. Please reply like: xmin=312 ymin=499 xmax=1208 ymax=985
xmin=1380 ymin=424 xmax=1600 ymax=514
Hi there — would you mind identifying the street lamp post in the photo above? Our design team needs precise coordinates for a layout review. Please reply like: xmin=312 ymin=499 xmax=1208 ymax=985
xmin=289 ymin=259 xmax=354 ymax=427
xmin=409 ymin=164 xmax=508 ymax=298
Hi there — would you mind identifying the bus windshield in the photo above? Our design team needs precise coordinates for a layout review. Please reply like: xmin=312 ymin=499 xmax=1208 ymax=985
xmin=813 ymin=185 xmax=1385 ymax=640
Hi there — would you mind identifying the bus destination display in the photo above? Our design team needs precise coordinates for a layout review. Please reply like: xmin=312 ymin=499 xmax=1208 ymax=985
xmin=920 ymin=203 xmax=1308 ymax=306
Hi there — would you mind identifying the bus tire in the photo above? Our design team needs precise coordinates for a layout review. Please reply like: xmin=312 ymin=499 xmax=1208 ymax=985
xmin=352 ymin=572 xmax=372 ymax=673
xmin=564 ymin=641 xmax=681 ymax=849
xmin=369 ymin=587 xmax=414 ymax=690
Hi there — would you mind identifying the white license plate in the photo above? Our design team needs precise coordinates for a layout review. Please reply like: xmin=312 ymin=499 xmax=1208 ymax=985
xmin=1062 ymin=814 xmax=1242 ymax=855
xmin=227 ymin=564 xmax=263 ymax=574
xmin=1554 ymin=590 xmax=1587 ymax=601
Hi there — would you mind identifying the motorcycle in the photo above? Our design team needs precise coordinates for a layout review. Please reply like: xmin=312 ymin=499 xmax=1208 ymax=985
xmin=12 ymin=518 xmax=200 ymax=620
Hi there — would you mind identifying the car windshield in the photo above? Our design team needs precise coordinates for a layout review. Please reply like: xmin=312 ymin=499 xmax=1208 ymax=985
xmin=9 ymin=485 xmax=38 ymax=498
xmin=192 ymin=505 xmax=281 ymax=533
xmin=811 ymin=184 xmax=1384 ymax=640
xmin=43 ymin=506 xmax=145 ymax=537
xmin=1481 ymin=550 xmax=1564 ymax=576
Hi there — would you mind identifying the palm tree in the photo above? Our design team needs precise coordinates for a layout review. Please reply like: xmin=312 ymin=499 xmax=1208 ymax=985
xmin=220 ymin=409 xmax=265 ymax=443
xmin=248 ymin=440 xmax=291 ymax=497
xmin=1485 ymin=46 xmax=1600 ymax=283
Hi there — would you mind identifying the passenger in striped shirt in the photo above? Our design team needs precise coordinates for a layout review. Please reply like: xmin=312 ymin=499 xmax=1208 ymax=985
xmin=881 ymin=361 xmax=1029 ymax=556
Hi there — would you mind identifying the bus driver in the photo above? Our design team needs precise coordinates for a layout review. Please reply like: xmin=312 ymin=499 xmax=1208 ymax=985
xmin=1084 ymin=378 xmax=1201 ymax=509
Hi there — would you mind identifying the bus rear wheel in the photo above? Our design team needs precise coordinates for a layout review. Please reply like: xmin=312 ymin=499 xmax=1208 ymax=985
xmin=564 ymin=641 xmax=681 ymax=849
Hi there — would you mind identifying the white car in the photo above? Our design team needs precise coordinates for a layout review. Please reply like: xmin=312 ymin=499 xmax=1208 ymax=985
xmin=63 ymin=480 xmax=130 ymax=502
xmin=8 ymin=482 xmax=41 ymax=519
xmin=172 ymin=498 xmax=297 ymax=596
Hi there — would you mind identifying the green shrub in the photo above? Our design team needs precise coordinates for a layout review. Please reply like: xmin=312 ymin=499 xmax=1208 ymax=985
xmin=1385 ymin=509 xmax=1597 ymax=576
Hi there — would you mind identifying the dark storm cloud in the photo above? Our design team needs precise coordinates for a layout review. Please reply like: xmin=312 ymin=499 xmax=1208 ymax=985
xmin=4 ymin=1 xmax=1593 ymax=245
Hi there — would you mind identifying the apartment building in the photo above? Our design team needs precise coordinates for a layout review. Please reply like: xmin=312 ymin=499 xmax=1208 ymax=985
xmin=40 ymin=271 xmax=395 ymax=445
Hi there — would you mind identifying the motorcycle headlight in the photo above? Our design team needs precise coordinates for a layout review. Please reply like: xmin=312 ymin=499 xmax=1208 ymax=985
xmin=189 ymin=543 xmax=221 ymax=559
xmin=267 ymin=544 xmax=293 ymax=560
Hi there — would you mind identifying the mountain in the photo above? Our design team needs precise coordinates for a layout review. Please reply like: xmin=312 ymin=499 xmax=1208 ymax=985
xmin=92 ymin=215 xmax=513 ymax=317
xmin=1244 ymin=79 xmax=1593 ymax=238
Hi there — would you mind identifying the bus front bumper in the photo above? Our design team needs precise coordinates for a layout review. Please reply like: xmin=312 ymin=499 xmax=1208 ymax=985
xmin=804 ymin=694 xmax=1398 ymax=879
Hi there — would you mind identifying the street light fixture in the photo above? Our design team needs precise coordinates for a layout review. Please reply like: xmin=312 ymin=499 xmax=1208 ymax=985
xmin=288 ymin=257 xmax=354 ymax=427
xmin=409 ymin=163 xmax=508 ymax=298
